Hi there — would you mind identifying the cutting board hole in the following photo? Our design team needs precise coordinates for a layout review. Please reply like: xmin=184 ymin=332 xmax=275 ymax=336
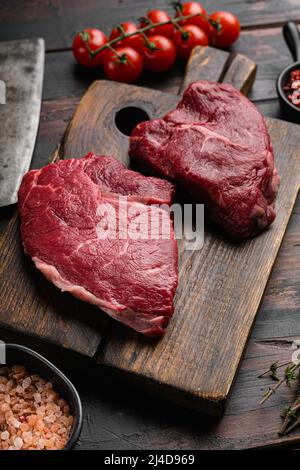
xmin=115 ymin=107 xmax=149 ymax=136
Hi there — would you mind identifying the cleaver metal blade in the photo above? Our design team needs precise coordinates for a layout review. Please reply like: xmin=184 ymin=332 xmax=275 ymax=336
xmin=0 ymin=38 xmax=44 ymax=207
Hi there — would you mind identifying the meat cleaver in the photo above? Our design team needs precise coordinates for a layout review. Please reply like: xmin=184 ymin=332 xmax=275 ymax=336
xmin=0 ymin=38 xmax=44 ymax=207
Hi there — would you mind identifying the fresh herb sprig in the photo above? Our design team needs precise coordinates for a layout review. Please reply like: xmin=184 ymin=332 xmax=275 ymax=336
xmin=259 ymin=358 xmax=300 ymax=436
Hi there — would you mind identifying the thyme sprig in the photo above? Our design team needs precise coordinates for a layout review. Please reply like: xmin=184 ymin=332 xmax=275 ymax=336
xmin=259 ymin=357 xmax=300 ymax=436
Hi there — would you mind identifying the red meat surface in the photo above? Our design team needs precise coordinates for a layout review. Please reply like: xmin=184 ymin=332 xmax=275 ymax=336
xmin=18 ymin=153 xmax=178 ymax=336
xmin=130 ymin=81 xmax=280 ymax=238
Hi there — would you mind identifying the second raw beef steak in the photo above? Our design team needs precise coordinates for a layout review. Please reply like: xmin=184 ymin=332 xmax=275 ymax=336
xmin=130 ymin=81 xmax=280 ymax=238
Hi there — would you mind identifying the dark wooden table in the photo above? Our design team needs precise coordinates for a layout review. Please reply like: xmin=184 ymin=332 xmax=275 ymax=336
xmin=1 ymin=0 xmax=300 ymax=450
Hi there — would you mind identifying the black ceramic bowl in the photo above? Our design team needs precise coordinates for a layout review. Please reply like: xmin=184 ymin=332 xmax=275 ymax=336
xmin=276 ymin=22 xmax=300 ymax=120
xmin=3 ymin=344 xmax=83 ymax=450
xmin=277 ymin=61 xmax=300 ymax=116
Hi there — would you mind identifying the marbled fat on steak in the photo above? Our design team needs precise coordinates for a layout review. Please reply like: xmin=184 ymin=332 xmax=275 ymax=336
xmin=130 ymin=81 xmax=280 ymax=238
xmin=18 ymin=153 xmax=178 ymax=336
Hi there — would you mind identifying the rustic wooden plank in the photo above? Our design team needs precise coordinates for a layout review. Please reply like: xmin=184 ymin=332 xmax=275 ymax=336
xmin=0 ymin=328 xmax=297 ymax=451
xmin=1 ymin=325 xmax=300 ymax=449
xmin=1 ymin=1 xmax=300 ymax=50
xmin=0 ymin=82 xmax=180 ymax=359
xmin=42 ymin=50 xmax=188 ymax=100
xmin=33 ymin=97 xmax=79 ymax=168
xmin=0 ymin=0 xmax=66 ymax=48
xmin=59 ymin=47 xmax=255 ymax=157
xmin=29 ymin=97 xmax=285 ymax=174
xmin=182 ymin=48 xmax=257 ymax=96
xmin=38 ymin=25 xmax=293 ymax=106
xmin=0 ymin=91 xmax=104 ymax=358
xmin=0 ymin=95 xmax=281 ymax=235
xmin=96 ymin=114 xmax=300 ymax=415
xmin=2 ymin=42 xmax=299 ymax=415
xmin=250 ymin=207 xmax=300 ymax=341
xmin=110 ymin=337 xmax=300 ymax=450
xmin=1 ymin=0 xmax=300 ymax=448
xmin=0 ymin=213 xmax=106 ymax=356
xmin=1 ymin=193 xmax=300 ymax=447
xmin=179 ymin=46 xmax=230 ymax=93
xmin=59 ymin=82 xmax=179 ymax=164
xmin=222 ymin=52 xmax=257 ymax=95
xmin=45 ymin=75 xmax=299 ymax=415
xmin=256 ymin=99 xmax=281 ymax=119
xmin=233 ymin=27 xmax=293 ymax=102
xmin=59 ymin=0 xmax=300 ymax=34
xmin=0 ymin=97 xmax=283 ymax=227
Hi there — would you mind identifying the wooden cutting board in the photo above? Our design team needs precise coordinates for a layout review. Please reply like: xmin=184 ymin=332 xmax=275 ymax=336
xmin=1 ymin=46 xmax=300 ymax=416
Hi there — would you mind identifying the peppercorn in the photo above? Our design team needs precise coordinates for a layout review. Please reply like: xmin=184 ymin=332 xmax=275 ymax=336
xmin=283 ymin=69 xmax=300 ymax=107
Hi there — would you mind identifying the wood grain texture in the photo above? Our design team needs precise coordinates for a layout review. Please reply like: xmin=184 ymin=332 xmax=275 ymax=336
xmin=1 ymin=327 xmax=300 ymax=449
xmin=222 ymin=53 xmax=257 ymax=95
xmin=0 ymin=213 xmax=106 ymax=356
xmin=1 ymin=0 xmax=300 ymax=448
xmin=59 ymin=83 xmax=179 ymax=164
xmin=179 ymin=46 xmax=230 ymax=94
xmin=0 ymin=45 xmax=233 ymax=359
xmin=33 ymin=26 xmax=293 ymax=108
xmin=235 ymin=27 xmax=295 ymax=102
xmin=57 ymin=69 xmax=300 ymax=414
xmin=0 ymin=0 xmax=300 ymax=450
xmin=96 ymin=114 xmax=300 ymax=415
xmin=1 ymin=45 xmax=299 ymax=415
xmin=0 ymin=1 xmax=300 ymax=50
xmin=181 ymin=48 xmax=257 ymax=96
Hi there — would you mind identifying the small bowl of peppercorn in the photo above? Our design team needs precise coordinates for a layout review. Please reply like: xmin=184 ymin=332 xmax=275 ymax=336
xmin=277 ymin=22 xmax=300 ymax=120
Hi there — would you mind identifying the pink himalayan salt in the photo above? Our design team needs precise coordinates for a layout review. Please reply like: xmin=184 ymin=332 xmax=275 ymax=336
xmin=14 ymin=437 xmax=23 ymax=449
xmin=0 ymin=366 xmax=73 ymax=451
xmin=1 ymin=431 xmax=9 ymax=440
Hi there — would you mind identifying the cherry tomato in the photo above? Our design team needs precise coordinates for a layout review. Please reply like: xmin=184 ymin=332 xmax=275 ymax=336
xmin=103 ymin=47 xmax=143 ymax=83
xmin=72 ymin=28 xmax=108 ymax=68
xmin=175 ymin=2 xmax=213 ymax=40
xmin=140 ymin=10 xmax=174 ymax=38
xmin=210 ymin=11 xmax=240 ymax=47
xmin=140 ymin=35 xmax=176 ymax=72
xmin=173 ymin=25 xmax=208 ymax=60
xmin=109 ymin=22 xmax=142 ymax=50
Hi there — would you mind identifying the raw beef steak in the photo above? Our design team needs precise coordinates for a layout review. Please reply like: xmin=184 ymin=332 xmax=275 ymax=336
xmin=18 ymin=154 xmax=178 ymax=337
xmin=130 ymin=81 xmax=280 ymax=238
xmin=83 ymin=152 xmax=175 ymax=205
